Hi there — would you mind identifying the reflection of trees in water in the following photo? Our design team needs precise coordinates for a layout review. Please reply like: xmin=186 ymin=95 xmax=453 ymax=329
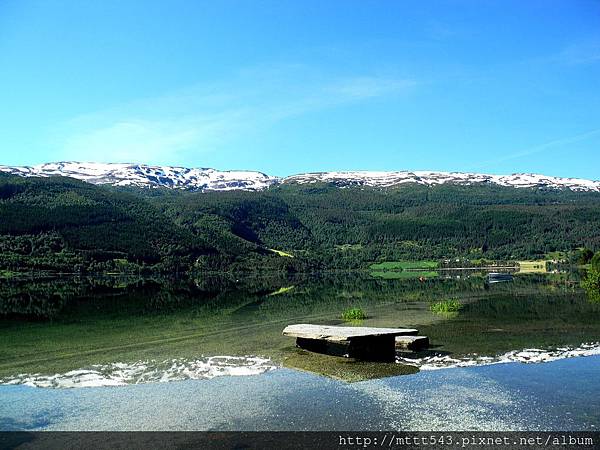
xmin=0 ymin=279 xmax=78 ymax=319
xmin=255 ymin=274 xmax=590 ymax=321
xmin=0 ymin=276 xmax=151 ymax=320
xmin=0 ymin=274 xmax=291 ymax=321
xmin=458 ymin=291 xmax=597 ymax=322
xmin=0 ymin=272 xmax=591 ymax=323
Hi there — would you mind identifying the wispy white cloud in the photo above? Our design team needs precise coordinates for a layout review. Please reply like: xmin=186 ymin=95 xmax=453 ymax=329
xmin=326 ymin=77 xmax=416 ymax=100
xmin=556 ymin=39 xmax=600 ymax=65
xmin=50 ymin=66 xmax=416 ymax=164
xmin=474 ymin=128 xmax=600 ymax=170
xmin=60 ymin=117 xmax=235 ymax=164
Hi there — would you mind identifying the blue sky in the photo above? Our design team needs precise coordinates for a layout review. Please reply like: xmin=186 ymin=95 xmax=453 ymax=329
xmin=0 ymin=0 xmax=599 ymax=178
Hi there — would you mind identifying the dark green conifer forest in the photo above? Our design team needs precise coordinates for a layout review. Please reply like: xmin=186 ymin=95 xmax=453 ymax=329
xmin=1 ymin=173 xmax=599 ymax=273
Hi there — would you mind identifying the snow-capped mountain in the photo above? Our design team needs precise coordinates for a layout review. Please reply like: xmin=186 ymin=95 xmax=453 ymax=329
xmin=0 ymin=162 xmax=278 ymax=191
xmin=284 ymin=170 xmax=600 ymax=192
xmin=1 ymin=162 xmax=599 ymax=192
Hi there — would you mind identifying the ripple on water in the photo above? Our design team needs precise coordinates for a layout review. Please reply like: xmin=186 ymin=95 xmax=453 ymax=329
xmin=0 ymin=356 xmax=277 ymax=389
xmin=397 ymin=342 xmax=600 ymax=370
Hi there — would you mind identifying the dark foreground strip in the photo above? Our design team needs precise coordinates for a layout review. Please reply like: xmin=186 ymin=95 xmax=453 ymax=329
xmin=1 ymin=432 xmax=599 ymax=450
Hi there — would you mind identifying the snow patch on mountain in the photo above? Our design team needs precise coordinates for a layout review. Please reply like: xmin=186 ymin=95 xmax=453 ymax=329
xmin=0 ymin=162 xmax=278 ymax=191
xmin=283 ymin=170 xmax=600 ymax=192
xmin=1 ymin=163 xmax=599 ymax=192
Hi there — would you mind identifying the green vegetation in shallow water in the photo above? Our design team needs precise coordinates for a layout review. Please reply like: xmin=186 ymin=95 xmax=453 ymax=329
xmin=2 ymin=273 xmax=600 ymax=379
xmin=430 ymin=299 xmax=462 ymax=314
xmin=341 ymin=307 xmax=366 ymax=321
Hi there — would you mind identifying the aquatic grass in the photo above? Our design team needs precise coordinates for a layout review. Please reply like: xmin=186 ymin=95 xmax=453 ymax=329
xmin=3 ymin=274 xmax=600 ymax=379
xmin=430 ymin=299 xmax=462 ymax=314
xmin=341 ymin=307 xmax=366 ymax=321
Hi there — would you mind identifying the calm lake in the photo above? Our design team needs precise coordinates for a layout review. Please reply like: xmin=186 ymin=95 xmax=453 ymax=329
xmin=1 ymin=271 xmax=599 ymax=430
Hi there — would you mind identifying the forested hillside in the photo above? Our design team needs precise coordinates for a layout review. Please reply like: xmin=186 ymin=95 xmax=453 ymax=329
xmin=1 ymin=173 xmax=599 ymax=273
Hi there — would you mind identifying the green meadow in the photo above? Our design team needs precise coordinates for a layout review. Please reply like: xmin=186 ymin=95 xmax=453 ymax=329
xmin=369 ymin=260 xmax=439 ymax=271
xmin=370 ymin=270 xmax=439 ymax=280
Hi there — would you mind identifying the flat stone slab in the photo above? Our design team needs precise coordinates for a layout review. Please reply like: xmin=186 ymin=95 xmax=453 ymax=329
xmin=282 ymin=324 xmax=418 ymax=343
xmin=395 ymin=335 xmax=429 ymax=351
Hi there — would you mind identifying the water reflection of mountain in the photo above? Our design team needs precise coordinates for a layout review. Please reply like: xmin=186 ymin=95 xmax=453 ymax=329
xmin=0 ymin=271 xmax=590 ymax=322
xmin=1 ymin=272 xmax=599 ymax=380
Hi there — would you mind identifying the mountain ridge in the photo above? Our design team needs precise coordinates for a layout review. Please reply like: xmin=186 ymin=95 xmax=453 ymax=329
xmin=2 ymin=164 xmax=600 ymax=273
xmin=1 ymin=162 xmax=599 ymax=192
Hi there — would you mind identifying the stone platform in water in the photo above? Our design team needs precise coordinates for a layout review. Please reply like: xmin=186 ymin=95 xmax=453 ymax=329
xmin=395 ymin=335 xmax=430 ymax=351
xmin=282 ymin=324 xmax=419 ymax=361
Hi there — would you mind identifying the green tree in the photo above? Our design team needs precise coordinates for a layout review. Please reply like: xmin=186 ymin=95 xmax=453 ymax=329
xmin=582 ymin=267 xmax=600 ymax=304
xmin=591 ymin=252 xmax=600 ymax=271
xmin=578 ymin=248 xmax=594 ymax=265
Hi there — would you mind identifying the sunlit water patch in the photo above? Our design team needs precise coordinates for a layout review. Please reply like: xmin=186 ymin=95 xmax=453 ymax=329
xmin=350 ymin=372 xmax=535 ymax=430
xmin=398 ymin=342 xmax=600 ymax=370
xmin=0 ymin=356 xmax=277 ymax=388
